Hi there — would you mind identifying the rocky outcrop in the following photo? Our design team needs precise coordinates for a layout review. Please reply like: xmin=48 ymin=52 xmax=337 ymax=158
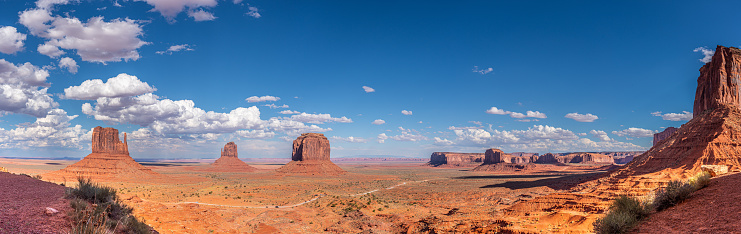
xmin=209 ymin=142 xmax=256 ymax=172
xmin=559 ymin=153 xmax=614 ymax=164
xmin=43 ymin=126 xmax=158 ymax=182
xmin=473 ymin=148 xmax=539 ymax=171
xmin=427 ymin=152 xmax=485 ymax=167
xmin=533 ymin=153 xmax=560 ymax=164
xmin=694 ymin=45 xmax=741 ymax=117
xmin=277 ymin=133 xmax=345 ymax=175
xmin=653 ymin=127 xmax=678 ymax=146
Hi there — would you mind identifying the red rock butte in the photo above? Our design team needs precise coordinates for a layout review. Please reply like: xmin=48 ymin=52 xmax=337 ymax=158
xmin=694 ymin=45 xmax=741 ymax=117
xmin=276 ymin=133 xmax=345 ymax=175
xmin=426 ymin=152 xmax=485 ymax=167
xmin=208 ymin=142 xmax=257 ymax=172
xmin=472 ymin=148 xmax=538 ymax=172
xmin=44 ymin=126 xmax=158 ymax=182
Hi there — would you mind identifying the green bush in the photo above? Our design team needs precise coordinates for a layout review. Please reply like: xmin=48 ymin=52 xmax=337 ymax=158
xmin=689 ymin=171 xmax=711 ymax=190
xmin=66 ymin=177 xmax=151 ymax=234
xmin=68 ymin=177 xmax=118 ymax=204
xmin=653 ymin=180 xmax=695 ymax=211
xmin=593 ymin=195 xmax=651 ymax=234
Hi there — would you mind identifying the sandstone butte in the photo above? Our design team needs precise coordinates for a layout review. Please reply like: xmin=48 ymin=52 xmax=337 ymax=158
xmin=44 ymin=126 xmax=159 ymax=182
xmin=207 ymin=142 xmax=257 ymax=172
xmin=472 ymin=149 xmax=614 ymax=172
xmin=653 ymin=126 xmax=678 ymax=146
xmin=276 ymin=133 xmax=345 ymax=175
xmin=480 ymin=45 xmax=741 ymax=233
xmin=426 ymin=152 xmax=485 ymax=167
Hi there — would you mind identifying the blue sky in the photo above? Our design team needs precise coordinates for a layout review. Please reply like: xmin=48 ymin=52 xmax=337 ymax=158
xmin=0 ymin=0 xmax=737 ymax=159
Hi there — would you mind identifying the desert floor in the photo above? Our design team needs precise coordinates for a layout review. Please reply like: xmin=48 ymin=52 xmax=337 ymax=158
xmin=1 ymin=158 xmax=612 ymax=233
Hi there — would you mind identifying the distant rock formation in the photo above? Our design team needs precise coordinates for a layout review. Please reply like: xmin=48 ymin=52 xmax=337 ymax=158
xmin=276 ymin=133 xmax=345 ymax=175
xmin=694 ymin=45 xmax=741 ymax=117
xmin=209 ymin=142 xmax=257 ymax=172
xmin=534 ymin=153 xmax=560 ymax=164
xmin=0 ymin=167 xmax=7 ymax=173
xmin=473 ymin=148 xmax=539 ymax=171
xmin=427 ymin=152 xmax=485 ymax=167
xmin=558 ymin=153 xmax=614 ymax=164
xmin=653 ymin=127 xmax=678 ymax=146
xmin=44 ymin=127 xmax=158 ymax=181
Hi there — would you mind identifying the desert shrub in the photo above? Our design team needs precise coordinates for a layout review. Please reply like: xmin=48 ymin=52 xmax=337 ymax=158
xmin=593 ymin=195 xmax=651 ymax=234
xmin=689 ymin=171 xmax=711 ymax=190
xmin=69 ymin=198 xmax=109 ymax=234
xmin=653 ymin=180 xmax=695 ymax=211
xmin=67 ymin=177 xmax=151 ymax=234
xmin=68 ymin=177 xmax=118 ymax=204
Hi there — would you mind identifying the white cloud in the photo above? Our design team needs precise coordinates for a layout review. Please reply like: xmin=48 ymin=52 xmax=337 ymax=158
xmin=63 ymin=73 xmax=156 ymax=100
xmin=362 ymin=86 xmax=375 ymax=93
xmin=37 ymin=43 xmax=64 ymax=57
xmin=693 ymin=47 xmax=714 ymax=63
xmin=377 ymin=133 xmax=388 ymax=143
xmin=279 ymin=110 xmax=300 ymax=115
xmin=133 ymin=0 xmax=218 ymax=21
xmin=371 ymin=119 xmax=385 ymax=125
xmin=58 ymin=57 xmax=78 ymax=74
xmin=472 ymin=66 xmax=493 ymax=75
xmin=331 ymin=136 xmax=367 ymax=143
xmin=156 ymin=44 xmax=194 ymax=55
xmin=246 ymin=6 xmax=261 ymax=18
xmin=263 ymin=104 xmax=288 ymax=109
xmin=233 ymin=0 xmax=243 ymax=4
xmin=485 ymin=107 xmax=546 ymax=119
xmin=0 ymin=26 xmax=26 ymax=54
xmin=565 ymin=112 xmax=599 ymax=122
xmin=19 ymin=9 xmax=149 ymax=63
xmin=433 ymin=137 xmax=454 ymax=146
xmin=285 ymin=112 xmax=352 ymax=124
xmin=246 ymin=95 xmax=279 ymax=103
xmin=35 ymin=0 xmax=73 ymax=9
xmin=589 ymin=130 xmax=612 ymax=142
xmin=381 ymin=127 xmax=428 ymax=142
xmin=0 ymin=59 xmax=57 ymax=117
xmin=188 ymin=9 xmax=216 ymax=21
xmin=0 ymin=108 xmax=88 ymax=149
xmin=651 ymin=111 xmax=692 ymax=121
xmin=612 ymin=127 xmax=656 ymax=138
xmin=236 ymin=129 xmax=274 ymax=139
xmin=401 ymin=110 xmax=413 ymax=115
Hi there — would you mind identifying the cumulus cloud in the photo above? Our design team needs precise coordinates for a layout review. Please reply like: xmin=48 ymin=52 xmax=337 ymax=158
xmin=236 ymin=129 xmax=275 ymax=139
xmin=472 ymin=66 xmax=493 ymax=75
xmin=246 ymin=6 xmax=261 ymax=18
xmin=37 ymin=43 xmax=64 ymax=57
xmin=263 ymin=104 xmax=288 ymax=109
xmin=433 ymin=137 xmax=454 ymax=146
xmin=63 ymin=73 xmax=156 ymax=100
xmin=612 ymin=127 xmax=656 ymax=138
xmin=58 ymin=57 xmax=78 ymax=74
xmin=0 ymin=108 xmax=88 ymax=149
xmin=377 ymin=133 xmax=388 ymax=143
xmin=380 ymin=128 xmax=428 ymax=142
xmin=156 ymin=44 xmax=194 ymax=54
xmin=188 ymin=9 xmax=216 ymax=21
xmin=401 ymin=110 xmax=413 ymax=115
xmin=279 ymin=110 xmax=300 ymax=115
xmin=565 ymin=112 xmax=599 ymax=122
xmin=589 ymin=130 xmax=612 ymax=142
xmin=651 ymin=111 xmax=692 ymax=121
xmin=486 ymin=107 xmax=547 ymax=119
xmin=371 ymin=119 xmax=385 ymax=125
xmin=134 ymin=0 xmax=218 ymax=21
xmin=0 ymin=59 xmax=57 ymax=117
xmin=331 ymin=136 xmax=367 ymax=143
xmin=285 ymin=112 xmax=352 ymax=124
xmin=362 ymin=86 xmax=375 ymax=93
xmin=35 ymin=0 xmax=73 ymax=9
xmin=693 ymin=47 xmax=714 ymax=63
xmin=0 ymin=26 xmax=26 ymax=54
xmin=19 ymin=9 xmax=149 ymax=63
xmin=246 ymin=95 xmax=279 ymax=103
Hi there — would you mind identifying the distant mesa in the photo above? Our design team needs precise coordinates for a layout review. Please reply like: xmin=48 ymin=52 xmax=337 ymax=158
xmin=472 ymin=149 xmax=614 ymax=172
xmin=276 ymin=133 xmax=345 ymax=176
xmin=207 ymin=142 xmax=257 ymax=172
xmin=44 ymin=126 xmax=159 ymax=181
xmin=426 ymin=152 xmax=485 ymax=167
xmin=653 ymin=127 xmax=678 ymax=146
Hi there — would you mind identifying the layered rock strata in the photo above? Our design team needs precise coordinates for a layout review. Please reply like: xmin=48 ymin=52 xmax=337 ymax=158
xmin=694 ymin=45 xmax=741 ymax=117
xmin=44 ymin=127 xmax=158 ymax=181
xmin=276 ymin=133 xmax=345 ymax=175
xmin=427 ymin=152 xmax=485 ymax=167
xmin=653 ymin=127 xmax=678 ymax=146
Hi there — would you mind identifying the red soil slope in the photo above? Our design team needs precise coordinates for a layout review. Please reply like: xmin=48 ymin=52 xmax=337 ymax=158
xmin=0 ymin=172 xmax=69 ymax=233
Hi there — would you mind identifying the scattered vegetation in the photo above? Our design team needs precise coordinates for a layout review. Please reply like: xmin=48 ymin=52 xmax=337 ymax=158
xmin=594 ymin=171 xmax=712 ymax=234
xmin=67 ymin=177 xmax=151 ymax=234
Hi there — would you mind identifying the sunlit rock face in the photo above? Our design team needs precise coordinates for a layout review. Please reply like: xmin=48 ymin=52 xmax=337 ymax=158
xmin=694 ymin=45 xmax=741 ymax=118
xmin=278 ymin=133 xmax=345 ymax=176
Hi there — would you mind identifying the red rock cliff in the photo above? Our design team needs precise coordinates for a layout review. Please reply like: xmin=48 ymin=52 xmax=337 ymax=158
xmin=653 ymin=127 xmax=678 ymax=146
xmin=221 ymin=142 xmax=238 ymax=158
xmin=292 ymin=133 xmax=330 ymax=161
xmin=428 ymin=152 xmax=485 ymax=166
xmin=91 ymin=126 xmax=128 ymax=155
xmin=694 ymin=45 xmax=741 ymax=118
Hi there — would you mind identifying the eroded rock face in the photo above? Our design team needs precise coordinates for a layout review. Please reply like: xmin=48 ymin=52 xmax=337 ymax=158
xmin=694 ymin=45 xmax=741 ymax=118
xmin=91 ymin=126 xmax=128 ymax=155
xmin=221 ymin=142 xmax=238 ymax=158
xmin=653 ymin=127 xmax=678 ymax=146
xmin=292 ymin=133 xmax=330 ymax=161
xmin=427 ymin=152 xmax=485 ymax=167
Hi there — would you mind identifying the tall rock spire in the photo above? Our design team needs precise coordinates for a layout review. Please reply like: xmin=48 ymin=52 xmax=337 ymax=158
xmin=693 ymin=45 xmax=741 ymax=117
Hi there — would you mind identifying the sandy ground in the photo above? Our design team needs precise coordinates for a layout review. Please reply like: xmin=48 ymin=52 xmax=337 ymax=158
xmin=0 ymin=172 xmax=70 ymax=234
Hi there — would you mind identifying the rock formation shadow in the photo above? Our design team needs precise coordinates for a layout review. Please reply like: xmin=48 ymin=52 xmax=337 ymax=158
xmin=473 ymin=172 xmax=604 ymax=190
